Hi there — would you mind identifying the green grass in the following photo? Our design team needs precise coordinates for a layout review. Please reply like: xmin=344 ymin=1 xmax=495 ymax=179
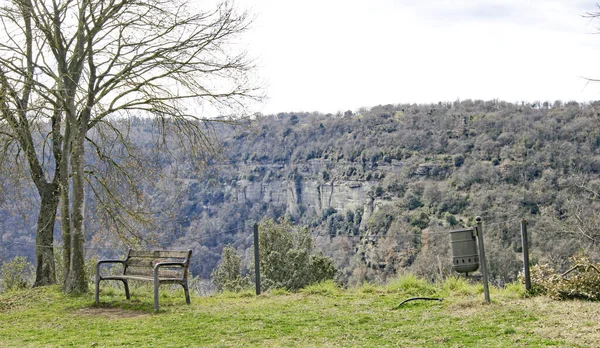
xmin=0 ymin=276 xmax=598 ymax=347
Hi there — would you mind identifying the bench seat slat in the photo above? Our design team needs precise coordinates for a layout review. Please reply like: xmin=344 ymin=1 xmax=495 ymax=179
xmin=125 ymin=258 xmax=186 ymax=267
xmin=128 ymin=250 xmax=190 ymax=258
xmin=125 ymin=259 xmax=155 ymax=268
xmin=102 ymin=275 xmax=184 ymax=282
xmin=125 ymin=267 xmax=183 ymax=279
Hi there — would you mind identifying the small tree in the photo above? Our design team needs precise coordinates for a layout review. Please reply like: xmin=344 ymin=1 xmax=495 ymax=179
xmin=0 ymin=256 xmax=35 ymax=292
xmin=211 ymin=245 xmax=251 ymax=292
xmin=258 ymin=217 xmax=336 ymax=291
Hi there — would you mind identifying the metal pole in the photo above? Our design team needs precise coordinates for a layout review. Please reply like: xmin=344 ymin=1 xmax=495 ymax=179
xmin=521 ymin=219 xmax=531 ymax=292
xmin=475 ymin=216 xmax=490 ymax=303
xmin=253 ymin=223 xmax=261 ymax=295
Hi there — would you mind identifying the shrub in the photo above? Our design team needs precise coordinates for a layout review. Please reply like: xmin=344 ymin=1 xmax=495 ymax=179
xmin=367 ymin=210 xmax=394 ymax=235
xmin=444 ymin=213 xmax=458 ymax=226
xmin=211 ymin=245 xmax=251 ymax=293
xmin=408 ymin=210 xmax=430 ymax=229
xmin=0 ymin=256 xmax=34 ymax=292
xmin=522 ymin=254 xmax=600 ymax=300
xmin=522 ymin=263 xmax=557 ymax=296
xmin=259 ymin=217 xmax=336 ymax=291
xmin=54 ymin=248 xmax=100 ymax=286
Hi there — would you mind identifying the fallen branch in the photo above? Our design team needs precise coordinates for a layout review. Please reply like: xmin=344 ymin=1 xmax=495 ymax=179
xmin=561 ymin=263 xmax=600 ymax=278
xmin=393 ymin=297 xmax=444 ymax=309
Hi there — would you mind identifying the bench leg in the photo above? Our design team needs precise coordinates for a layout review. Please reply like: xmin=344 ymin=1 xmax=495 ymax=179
xmin=154 ymin=277 xmax=160 ymax=312
xmin=183 ymin=283 xmax=190 ymax=305
xmin=95 ymin=278 xmax=100 ymax=305
xmin=122 ymin=280 xmax=130 ymax=300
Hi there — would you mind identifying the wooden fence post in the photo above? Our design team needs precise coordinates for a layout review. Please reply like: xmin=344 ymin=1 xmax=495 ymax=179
xmin=475 ymin=216 xmax=491 ymax=303
xmin=521 ymin=219 xmax=531 ymax=292
xmin=254 ymin=223 xmax=261 ymax=295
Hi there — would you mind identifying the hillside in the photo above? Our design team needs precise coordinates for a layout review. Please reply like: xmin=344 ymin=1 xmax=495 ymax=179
xmin=1 ymin=99 xmax=600 ymax=285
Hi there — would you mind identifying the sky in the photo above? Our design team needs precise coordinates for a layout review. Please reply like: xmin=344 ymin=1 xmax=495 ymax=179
xmin=241 ymin=0 xmax=600 ymax=114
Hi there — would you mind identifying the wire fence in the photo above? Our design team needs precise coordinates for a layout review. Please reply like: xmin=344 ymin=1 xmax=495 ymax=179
xmin=0 ymin=215 xmax=587 ymax=292
xmin=0 ymin=216 xmax=579 ymax=252
xmin=2 ymin=213 xmax=592 ymax=260
xmin=0 ymin=225 xmax=249 ymax=251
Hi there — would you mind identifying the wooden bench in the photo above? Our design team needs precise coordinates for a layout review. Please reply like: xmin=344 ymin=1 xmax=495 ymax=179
xmin=95 ymin=249 xmax=192 ymax=311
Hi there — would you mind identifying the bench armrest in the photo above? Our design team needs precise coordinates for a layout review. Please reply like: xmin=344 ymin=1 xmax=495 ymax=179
xmin=97 ymin=259 xmax=126 ymax=265
xmin=153 ymin=262 xmax=188 ymax=280
xmin=153 ymin=261 xmax=187 ymax=270
xmin=96 ymin=259 xmax=126 ymax=279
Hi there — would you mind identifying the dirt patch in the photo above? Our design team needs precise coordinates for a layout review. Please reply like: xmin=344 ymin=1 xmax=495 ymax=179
xmin=77 ymin=307 xmax=150 ymax=319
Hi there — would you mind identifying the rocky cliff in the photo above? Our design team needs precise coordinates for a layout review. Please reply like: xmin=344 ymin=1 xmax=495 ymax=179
xmin=219 ymin=158 xmax=405 ymax=231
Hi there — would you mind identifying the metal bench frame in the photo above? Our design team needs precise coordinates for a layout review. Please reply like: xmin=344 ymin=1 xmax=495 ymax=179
xmin=95 ymin=249 xmax=192 ymax=311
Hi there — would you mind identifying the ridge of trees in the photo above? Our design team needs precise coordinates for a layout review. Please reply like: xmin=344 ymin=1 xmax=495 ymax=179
xmin=2 ymin=99 xmax=600 ymax=286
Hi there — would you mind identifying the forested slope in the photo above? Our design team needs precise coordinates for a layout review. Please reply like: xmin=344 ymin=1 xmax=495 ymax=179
xmin=2 ymin=99 xmax=599 ymax=286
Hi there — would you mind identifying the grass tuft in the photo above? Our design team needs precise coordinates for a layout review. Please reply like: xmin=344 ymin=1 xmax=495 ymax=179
xmin=356 ymin=282 xmax=379 ymax=294
xmin=440 ymin=276 xmax=478 ymax=297
xmin=219 ymin=289 xmax=256 ymax=298
xmin=500 ymin=281 xmax=528 ymax=299
xmin=300 ymin=280 xmax=341 ymax=296
xmin=265 ymin=287 xmax=290 ymax=296
xmin=384 ymin=273 xmax=437 ymax=296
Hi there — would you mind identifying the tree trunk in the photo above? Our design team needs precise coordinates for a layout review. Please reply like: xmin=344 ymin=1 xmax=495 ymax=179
xmin=63 ymin=126 xmax=88 ymax=294
xmin=33 ymin=182 xmax=59 ymax=287
xmin=60 ymin=125 xmax=71 ymax=289
xmin=60 ymin=181 xmax=71 ymax=289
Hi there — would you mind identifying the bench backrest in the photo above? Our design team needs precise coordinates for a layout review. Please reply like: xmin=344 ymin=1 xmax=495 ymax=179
xmin=123 ymin=250 xmax=192 ymax=279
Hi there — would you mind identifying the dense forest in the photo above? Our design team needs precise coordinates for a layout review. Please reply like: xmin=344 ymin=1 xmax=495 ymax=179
xmin=1 ymin=99 xmax=600 ymax=287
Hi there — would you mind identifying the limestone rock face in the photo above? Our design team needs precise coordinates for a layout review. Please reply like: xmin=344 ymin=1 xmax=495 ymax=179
xmin=227 ymin=159 xmax=390 ymax=222
xmin=234 ymin=177 xmax=377 ymax=218
xmin=212 ymin=159 xmax=408 ymax=276
xmin=235 ymin=180 xmax=287 ymax=205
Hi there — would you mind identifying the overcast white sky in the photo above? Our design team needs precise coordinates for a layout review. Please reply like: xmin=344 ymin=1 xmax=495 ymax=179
xmin=240 ymin=0 xmax=600 ymax=114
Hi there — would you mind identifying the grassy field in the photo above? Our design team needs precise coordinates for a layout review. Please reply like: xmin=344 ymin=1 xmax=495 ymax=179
xmin=0 ymin=276 xmax=598 ymax=347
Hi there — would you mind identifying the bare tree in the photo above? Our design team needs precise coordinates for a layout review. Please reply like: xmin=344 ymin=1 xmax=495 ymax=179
xmin=0 ymin=9 xmax=64 ymax=286
xmin=558 ymin=177 xmax=600 ymax=249
xmin=0 ymin=0 xmax=259 ymax=293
